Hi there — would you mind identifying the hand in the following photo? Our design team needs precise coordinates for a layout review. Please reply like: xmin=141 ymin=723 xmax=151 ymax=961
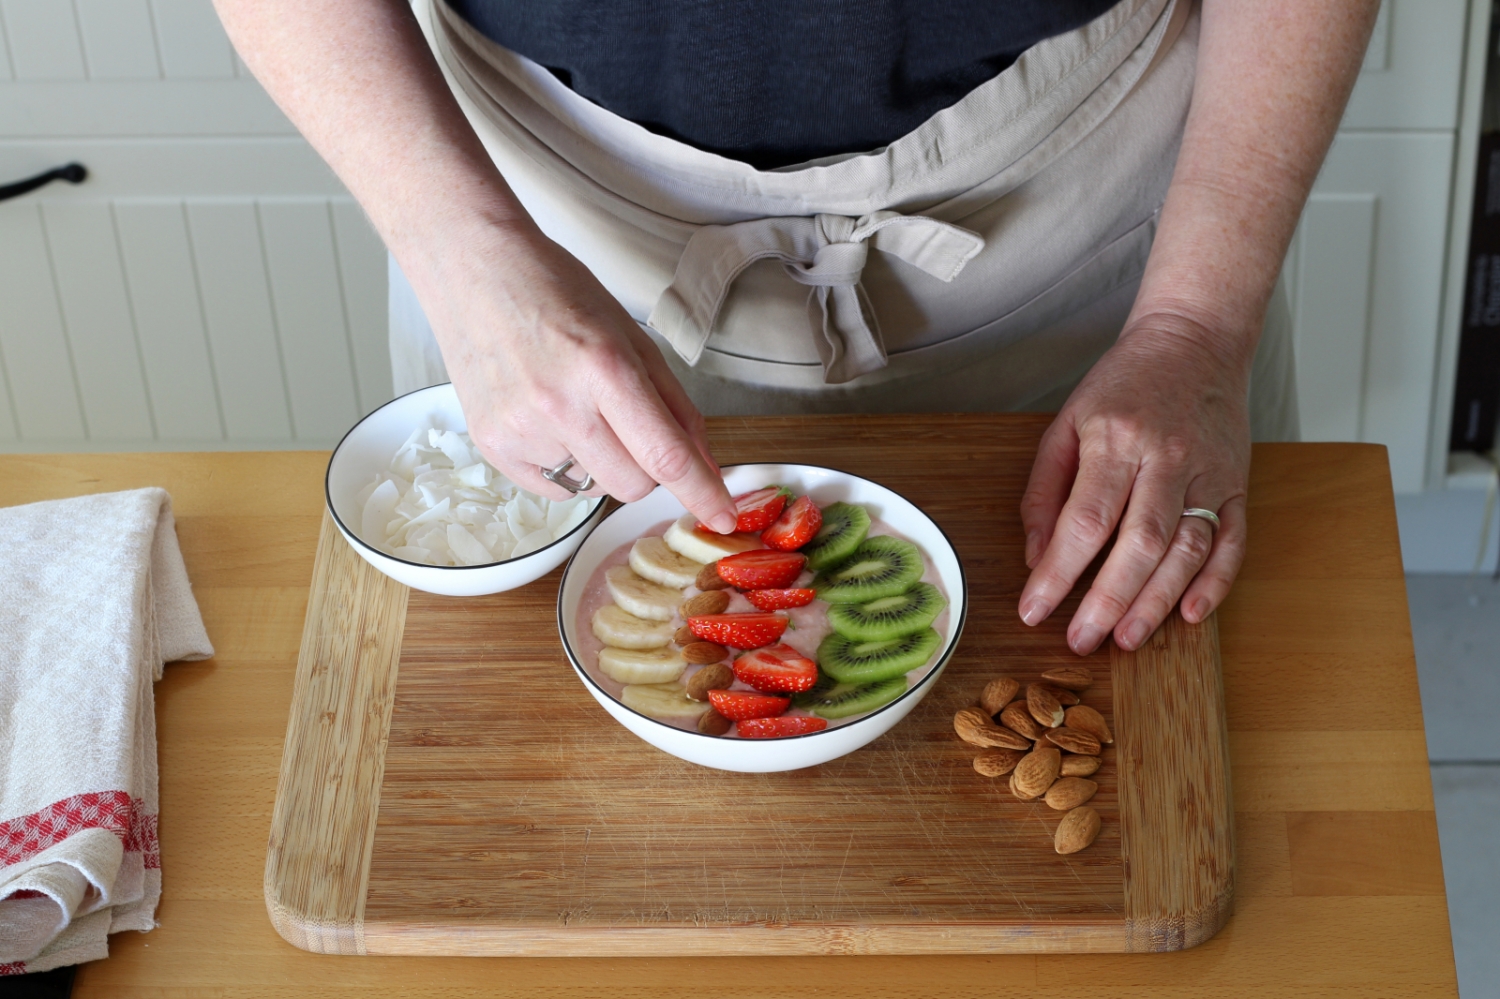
xmin=410 ymin=219 xmax=738 ymax=532
xmin=1017 ymin=315 xmax=1253 ymax=654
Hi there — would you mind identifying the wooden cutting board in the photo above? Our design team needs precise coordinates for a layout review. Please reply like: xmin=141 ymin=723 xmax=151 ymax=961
xmin=264 ymin=414 xmax=1231 ymax=957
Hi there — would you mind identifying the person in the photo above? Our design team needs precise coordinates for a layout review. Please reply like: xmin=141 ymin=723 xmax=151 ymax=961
xmin=214 ymin=0 xmax=1378 ymax=655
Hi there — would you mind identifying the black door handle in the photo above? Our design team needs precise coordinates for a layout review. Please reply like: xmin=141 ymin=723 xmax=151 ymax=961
xmin=0 ymin=163 xmax=87 ymax=203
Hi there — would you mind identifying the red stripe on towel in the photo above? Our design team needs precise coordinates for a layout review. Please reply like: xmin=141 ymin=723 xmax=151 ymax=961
xmin=0 ymin=791 xmax=159 ymax=870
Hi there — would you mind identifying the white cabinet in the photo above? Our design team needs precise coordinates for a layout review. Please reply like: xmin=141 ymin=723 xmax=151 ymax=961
xmin=1289 ymin=134 xmax=1456 ymax=493
xmin=1285 ymin=0 xmax=1473 ymax=493
xmin=0 ymin=0 xmax=390 ymax=450
xmin=1341 ymin=0 xmax=1467 ymax=130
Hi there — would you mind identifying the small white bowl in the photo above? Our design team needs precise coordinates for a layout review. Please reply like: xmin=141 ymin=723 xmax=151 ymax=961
xmin=557 ymin=463 xmax=967 ymax=772
xmin=326 ymin=383 xmax=605 ymax=596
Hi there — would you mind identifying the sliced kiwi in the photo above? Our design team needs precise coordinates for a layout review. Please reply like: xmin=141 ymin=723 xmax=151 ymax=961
xmin=793 ymin=671 xmax=909 ymax=719
xmin=817 ymin=627 xmax=943 ymax=685
xmin=813 ymin=535 xmax=924 ymax=603
xmin=801 ymin=502 xmax=871 ymax=571
xmin=827 ymin=582 xmax=947 ymax=641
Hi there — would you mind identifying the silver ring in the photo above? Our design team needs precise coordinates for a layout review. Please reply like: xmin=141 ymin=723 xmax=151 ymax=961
xmin=1180 ymin=507 xmax=1221 ymax=532
xmin=541 ymin=456 xmax=594 ymax=494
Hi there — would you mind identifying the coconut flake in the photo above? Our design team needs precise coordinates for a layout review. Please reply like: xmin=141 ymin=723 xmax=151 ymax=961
xmin=429 ymin=429 xmax=472 ymax=469
xmin=513 ymin=527 xmax=553 ymax=558
xmin=546 ymin=496 xmax=579 ymax=533
xmin=356 ymin=422 xmax=594 ymax=567
xmin=456 ymin=463 xmax=491 ymax=488
xmin=447 ymin=523 xmax=493 ymax=565
xmin=362 ymin=479 xmax=400 ymax=548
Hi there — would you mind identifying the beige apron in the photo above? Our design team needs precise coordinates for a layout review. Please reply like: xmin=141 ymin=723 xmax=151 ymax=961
xmin=392 ymin=0 xmax=1298 ymax=441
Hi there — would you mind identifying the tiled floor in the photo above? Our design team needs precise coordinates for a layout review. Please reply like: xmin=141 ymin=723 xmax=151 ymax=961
xmin=1407 ymin=574 xmax=1500 ymax=999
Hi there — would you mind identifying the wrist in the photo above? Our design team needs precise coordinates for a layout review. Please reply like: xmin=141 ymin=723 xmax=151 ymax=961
xmin=1115 ymin=307 xmax=1258 ymax=388
xmin=391 ymin=206 xmax=546 ymax=297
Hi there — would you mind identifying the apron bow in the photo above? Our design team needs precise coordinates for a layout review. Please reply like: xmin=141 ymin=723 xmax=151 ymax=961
xmin=649 ymin=211 xmax=985 ymax=384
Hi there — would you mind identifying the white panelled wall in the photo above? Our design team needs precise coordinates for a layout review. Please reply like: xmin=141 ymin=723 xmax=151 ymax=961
xmin=1285 ymin=0 xmax=1473 ymax=493
xmin=0 ymin=0 xmax=1478 ymax=479
xmin=0 ymin=0 xmax=390 ymax=450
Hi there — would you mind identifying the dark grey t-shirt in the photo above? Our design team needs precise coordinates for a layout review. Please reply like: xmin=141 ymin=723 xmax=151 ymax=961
xmin=448 ymin=0 xmax=1122 ymax=168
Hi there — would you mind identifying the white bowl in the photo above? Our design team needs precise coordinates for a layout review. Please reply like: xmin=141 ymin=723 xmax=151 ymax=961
xmin=326 ymin=383 xmax=605 ymax=596
xmin=557 ymin=463 xmax=967 ymax=772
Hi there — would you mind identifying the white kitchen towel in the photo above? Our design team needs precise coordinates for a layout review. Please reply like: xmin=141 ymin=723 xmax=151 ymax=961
xmin=0 ymin=488 xmax=213 ymax=974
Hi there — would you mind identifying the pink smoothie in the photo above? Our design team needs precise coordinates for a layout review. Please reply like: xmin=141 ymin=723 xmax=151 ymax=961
xmin=572 ymin=516 xmax=950 ymax=736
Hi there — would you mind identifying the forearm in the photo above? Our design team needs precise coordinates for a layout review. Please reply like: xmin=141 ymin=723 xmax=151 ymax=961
xmin=212 ymin=0 xmax=534 ymax=281
xmin=1126 ymin=0 xmax=1380 ymax=369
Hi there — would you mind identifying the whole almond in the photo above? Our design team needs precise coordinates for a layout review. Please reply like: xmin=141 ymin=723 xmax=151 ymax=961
xmin=685 ymin=662 xmax=734 ymax=701
xmin=1026 ymin=684 xmax=1065 ymax=728
xmin=1039 ymin=683 xmax=1080 ymax=707
xmin=1044 ymin=726 xmax=1102 ymax=756
xmin=1060 ymin=754 xmax=1102 ymax=778
xmin=1040 ymin=666 xmax=1094 ymax=691
xmin=1009 ymin=770 xmax=1041 ymax=801
xmin=979 ymin=676 xmax=1020 ymax=716
xmin=673 ymin=624 xmax=697 ymax=646
xmin=973 ymin=748 xmax=1025 ymax=777
xmin=682 ymin=590 xmax=731 ymax=618
xmin=954 ymin=706 xmax=1031 ymax=750
xmin=696 ymin=561 xmax=731 ymax=590
xmin=1000 ymin=699 xmax=1046 ymax=741
xmin=1011 ymin=747 xmax=1061 ymax=799
xmin=682 ymin=641 xmax=729 ymax=665
xmin=697 ymin=709 xmax=733 ymax=736
xmin=1064 ymin=704 xmax=1114 ymax=745
xmin=1054 ymin=806 xmax=1102 ymax=854
xmin=1044 ymin=776 xmax=1098 ymax=811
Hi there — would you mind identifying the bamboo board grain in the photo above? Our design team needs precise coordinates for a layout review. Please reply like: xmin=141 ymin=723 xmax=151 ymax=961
xmin=266 ymin=415 xmax=1233 ymax=956
xmin=264 ymin=514 xmax=409 ymax=955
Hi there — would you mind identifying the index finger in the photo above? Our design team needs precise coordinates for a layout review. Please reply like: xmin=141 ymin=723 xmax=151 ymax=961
xmin=1018 ymin=448 xmax=1138 ymax=627
xmin=1020 ymin=415 xmax=1081 ymax=569
xmin=596 ymin=370 xmax=736 ymax=533
xmin=626 ymin=323 xmax=721 ymax=476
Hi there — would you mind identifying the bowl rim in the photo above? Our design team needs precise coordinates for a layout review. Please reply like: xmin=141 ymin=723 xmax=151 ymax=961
xmin=555 ymin=462 xmax=969 ymax=742
xmin=325 ymin=382 xmax=604 ymax=571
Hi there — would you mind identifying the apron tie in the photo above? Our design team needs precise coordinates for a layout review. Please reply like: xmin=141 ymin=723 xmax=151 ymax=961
xmin=649 ymin=211 xmax=985 ymax=384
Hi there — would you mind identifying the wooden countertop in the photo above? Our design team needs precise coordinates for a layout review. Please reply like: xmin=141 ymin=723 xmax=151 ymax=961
xmin=0 ymin=418 xmax=1458 ymax=998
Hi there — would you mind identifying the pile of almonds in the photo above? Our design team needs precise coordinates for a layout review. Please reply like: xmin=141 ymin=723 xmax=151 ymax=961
xmin=952 ymin=666 xmax=1112 ymax=855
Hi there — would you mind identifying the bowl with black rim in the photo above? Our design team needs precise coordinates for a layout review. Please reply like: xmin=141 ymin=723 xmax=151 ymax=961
xmin=557 ymin=462 xmax=967 ymax=772
xmin=326 ymin=382 xmax=607 ymax=596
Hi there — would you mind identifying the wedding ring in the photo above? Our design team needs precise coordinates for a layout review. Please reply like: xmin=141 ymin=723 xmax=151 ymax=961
xmin=541 ymin=456 xmax=594 ymax=494
xmin=1180 ymin=507 xmax=1221 ymax=532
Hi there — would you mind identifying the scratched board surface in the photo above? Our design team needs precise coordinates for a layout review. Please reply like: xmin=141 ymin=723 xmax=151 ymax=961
xmin=368 ymin=592 xmax=1119 ymax=929
xmin=272 ymin=415 xmax=1230 ymax=955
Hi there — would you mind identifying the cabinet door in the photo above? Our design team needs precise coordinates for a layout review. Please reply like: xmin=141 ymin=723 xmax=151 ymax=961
xmin=0 ymin=0 xmax=391 ymax=449
xmin=0 ymin=195 xmax=389 ymax=447
xmin=1289 ymin=133 xmax=1455 ymax=493
xmin=1341 ymin=0 xmax=1468 ymax=130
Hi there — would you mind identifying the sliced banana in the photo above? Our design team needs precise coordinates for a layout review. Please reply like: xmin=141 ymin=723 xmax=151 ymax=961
xmin=621 ymin=681 xmax=712 ymax=719
xmin=662 ymin=513 xmax=765 ymax=565
xmin=629 ymin=536 xmax=704 ymax=589
xmin=605 ymin=564 xmax=681 ymax=621
xmin=597 ymin=646 xmax=687 ymax=685
xmin=592 ymin=604 xmax=675 ymax=650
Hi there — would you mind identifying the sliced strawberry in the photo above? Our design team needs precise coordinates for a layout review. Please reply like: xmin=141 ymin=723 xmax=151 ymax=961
xmin=698 ymin=486 xmax=789 ymax=534
xmin=716 ymin=550 xmax=806 ymax=589
xmin=745 ymin=587 xmax=817 ymax=611
xmin=736 ymin=715 xmax=829 ymax=738
xmin=762 ymin=494 xmax=824 ymax=551
xmin=707 ymin=689 xmax=790 ymax=721
xmin=732 ymin=644 xmax=819 ymax=693
xmin=686 ymin=612 xmax=788 ymax=649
